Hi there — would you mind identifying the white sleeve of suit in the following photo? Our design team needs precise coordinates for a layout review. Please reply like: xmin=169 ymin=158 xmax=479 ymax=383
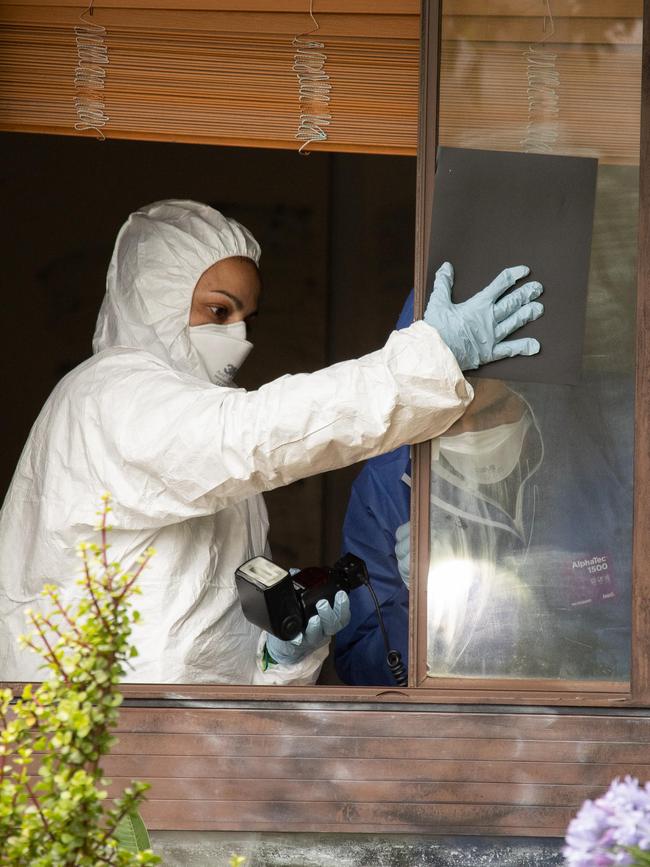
xmin=98 ymin=321 xmax=473 ymax=521
xmin=252 ymin=633 xmax=330 ymax=685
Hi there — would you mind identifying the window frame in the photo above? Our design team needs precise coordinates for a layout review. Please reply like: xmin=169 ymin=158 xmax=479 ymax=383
xmin=410 ymin=0 xmax=650 ymax=706
xmin=4 ymin=0 xmax=649 ymax=709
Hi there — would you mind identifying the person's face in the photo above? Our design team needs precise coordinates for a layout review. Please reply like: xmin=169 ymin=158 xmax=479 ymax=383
xmin=189 ymin=256 xmax=262 ymax=332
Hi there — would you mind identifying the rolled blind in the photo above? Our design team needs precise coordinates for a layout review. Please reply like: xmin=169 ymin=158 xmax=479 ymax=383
xmin=0 ymin=1 xmax=421 ymax=153
xmin=439 ymin=1 xmax=643 ymax=166
xmin=0 ymin=0 xmax=642 ymax=159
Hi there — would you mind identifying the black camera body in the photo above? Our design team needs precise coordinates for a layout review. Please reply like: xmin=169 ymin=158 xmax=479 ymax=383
xmin=235 ymin=553 xmax=369 ymax=641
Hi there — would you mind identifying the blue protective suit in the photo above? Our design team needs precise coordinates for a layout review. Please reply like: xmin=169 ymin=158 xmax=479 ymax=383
xmin=335 ymin=296 xmax=413 ymax=686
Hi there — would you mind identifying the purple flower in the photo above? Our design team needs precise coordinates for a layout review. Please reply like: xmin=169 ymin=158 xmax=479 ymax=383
xmin=564 ymin=777 xmax=650 ymax=866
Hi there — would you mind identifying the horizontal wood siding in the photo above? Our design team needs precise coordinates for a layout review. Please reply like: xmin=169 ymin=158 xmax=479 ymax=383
xmin=104 ymin=706 xmax=650 ymax=834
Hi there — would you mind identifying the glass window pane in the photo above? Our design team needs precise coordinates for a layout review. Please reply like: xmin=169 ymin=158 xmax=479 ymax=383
xmin=427 ymin=3 xmax=641 ymax=681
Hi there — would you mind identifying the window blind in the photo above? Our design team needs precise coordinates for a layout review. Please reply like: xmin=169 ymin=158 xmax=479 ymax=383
xmin=0 ymin=2 xmax=420 ymax=153
xmin=0 ymin=1 xmax=642 ymax=159
xmin=439 ymin=2 xmax=643 ymax=166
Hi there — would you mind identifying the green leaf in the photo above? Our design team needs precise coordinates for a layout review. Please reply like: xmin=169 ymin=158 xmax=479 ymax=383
xmin=625 ymin=847 xmax=650 ymax=866
xmin=114 ymin=809 xmax=152 ymax=853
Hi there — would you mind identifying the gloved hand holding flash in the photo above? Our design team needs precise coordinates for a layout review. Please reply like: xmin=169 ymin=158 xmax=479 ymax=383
xmin=424 ymin=262 xmax=544 ymax=371
xmin=265 ymin=590 xmax=351 ymax=666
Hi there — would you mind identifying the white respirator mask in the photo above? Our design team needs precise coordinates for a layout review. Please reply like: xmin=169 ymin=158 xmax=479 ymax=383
xmin=188 ymin=320 xmax=253 ymax=386
xmin=437 ymin=413 xmax=530 ymax=485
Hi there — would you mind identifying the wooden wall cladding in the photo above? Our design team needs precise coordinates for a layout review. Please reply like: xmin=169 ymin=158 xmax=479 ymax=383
xmin=0 ymin=1 xmax=642 ymax=158
xmin=103 ymin=704 xmax=650 ymax=835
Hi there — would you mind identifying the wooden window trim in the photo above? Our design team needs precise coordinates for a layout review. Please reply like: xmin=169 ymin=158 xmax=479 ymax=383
xmin=5 ymin=0 xmax=647 ymax=708
xmin=633 ymin=0 xmax=650 ymax=706
xmin=409 ymin=0 xmax=650 ymax=705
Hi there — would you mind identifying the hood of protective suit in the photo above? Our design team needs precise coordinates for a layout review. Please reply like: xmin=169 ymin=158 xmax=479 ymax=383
xmin=92 ymin=199 xmax=261 ymax=379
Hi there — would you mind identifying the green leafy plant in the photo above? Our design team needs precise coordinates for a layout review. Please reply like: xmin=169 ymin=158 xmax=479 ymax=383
xmin=0 ymin=494 xmax=160 ymax=865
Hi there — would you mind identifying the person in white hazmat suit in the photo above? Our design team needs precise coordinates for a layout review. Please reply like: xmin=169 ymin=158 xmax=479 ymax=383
xmin=0 ymin=200 xmax=543 ymax=685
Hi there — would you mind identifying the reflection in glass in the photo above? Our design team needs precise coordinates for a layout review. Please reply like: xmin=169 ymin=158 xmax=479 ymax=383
xmin=427 ymin=3 xmax=640 ymax=681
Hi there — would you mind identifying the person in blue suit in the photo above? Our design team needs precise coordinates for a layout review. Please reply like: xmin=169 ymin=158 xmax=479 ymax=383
xmin=334 ymin=294 xmax=413 ymax=686
xmin=335 ymin=293 xmax=633 ymax=686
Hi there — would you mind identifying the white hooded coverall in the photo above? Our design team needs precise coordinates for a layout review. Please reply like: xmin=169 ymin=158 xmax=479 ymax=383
xmin=0 ymin=200 xmax=473 ymax=685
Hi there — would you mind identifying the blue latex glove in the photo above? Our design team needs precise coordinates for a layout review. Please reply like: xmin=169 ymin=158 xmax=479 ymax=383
xmin=424 ymin=262 xmax=544 ymax=371
xmin=266 ymin=590 xmax=351 ymax=665
xmin=395 ymin=521 xmax=411 ymax=589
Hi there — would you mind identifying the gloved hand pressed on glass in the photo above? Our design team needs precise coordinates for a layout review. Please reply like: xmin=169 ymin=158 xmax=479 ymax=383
xmin=265 ymin=590 xmax=351 ymax=666
xmin=424 ymin=262 xmax=544 ymax=371
xmin=395 ymin=521 xmax=411 ymax=589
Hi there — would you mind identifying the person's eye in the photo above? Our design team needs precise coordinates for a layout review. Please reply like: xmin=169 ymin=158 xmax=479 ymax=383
xmin=209 ymin=305 xmax=229 ymax=322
